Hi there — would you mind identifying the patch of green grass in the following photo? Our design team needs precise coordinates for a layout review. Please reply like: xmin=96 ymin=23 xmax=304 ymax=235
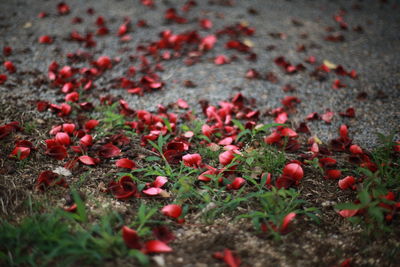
xmin=0 ymin=209 xmax=129 ymax=266
xmin=236 ymin=187 xmax=319 ymax=239
xmin=336 ymin=133 xmax=400 ymax=236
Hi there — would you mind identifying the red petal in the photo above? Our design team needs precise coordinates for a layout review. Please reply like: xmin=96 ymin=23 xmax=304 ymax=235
xmin=338 ymin=176 xmax=356 ymax=190
xmin=79 ymin=155 xmax=97 ymax=165
xmin=219 ymin=150 xmax=235 ymax=166
xmin=142 ymin=187 xmax=162 ymax=196
xmin=153 ymin=176 xmax=168 ymax=188
xmin=280 ymin=212 xmax=296 ymax=233
xmin=199 ymin=35 xmax=217 ymax=51
xmin=153 ymin=226 xmax=175 ymax=243
xmin=55 ymin=132 xmax=71 ymax=146
xmin=276 ymin=175 xmax=296 ymax=189
xmin=144 ymin=240 xmax=172 ymax=253
xmin=62 ymin=123 xmax=75 ymax=134
xmin=80 ymin=134 xmax=93 ymax=146
xmin=200 ymin=18 xmax=213 ymax=29
xmin=108 ymin=176 xmax=137 ymax=199
xmin=9 ymin=147 xmax=30 ymax=160
xmin=228 ymin=177 xmax=246 ymax=190
xmin=339 ymin=209 xmax=358 ymax=218
xmin=349 ymin=145 xmax=362 ymax=154
xmin=122 ymin=226 xmax=142 ymax=249
xmin=177 ymin=98 xmax=189 ymax=109
xmin=325 ymin=169 xmax=342 ymax=179
xmin=182 ymin=153 xmax=202 ymax=168
xmin=38 ymin=35 xmax=53 ymax=44
xmin=116 ymin=158 xmax=136 ymax=169
xmin=98 ymin=143 xmax=121 ymax=158
xmin=46 ymin=145 xmax=68 ymax=160
xmin=321 ymin=110 xmax=334 ymax=123
xmin=282 ymin=163 xmax=304 ymax=181
xmin=161 ymin=204 xmax=182 ymax=219
xmin=85 ymin=119 xmax=99 ymax=131
xmin=214 ymin=55 xmax=229 ymax=65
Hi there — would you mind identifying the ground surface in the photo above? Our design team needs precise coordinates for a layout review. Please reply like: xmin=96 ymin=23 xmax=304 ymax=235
xmin=0 ymin=0 xmax=399 ymax=267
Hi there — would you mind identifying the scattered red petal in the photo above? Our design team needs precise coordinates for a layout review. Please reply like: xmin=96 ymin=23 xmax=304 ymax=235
xmin=122 ymin=226 xmax=142 ymax=249
xmin=338 ymin=176 xmax=356 ymax=190
xmin=144 ymin=240 xmax=172 ymax=253
xmin=116 ymin=158 xmax=136 ymax=169
xmin=161 ymin=204 xmax=182 ymax=219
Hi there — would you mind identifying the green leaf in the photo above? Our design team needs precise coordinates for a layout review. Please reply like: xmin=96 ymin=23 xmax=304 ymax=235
xmin=231 ymin=119 xmax=245 ymax=131
xmin=254 ymin=123 xmax=285 ymax=133
xmin=335 ymin=202 xmax=363 ymax=210
xmin=358 ymin=190 xmax=371 ymax=205
xmin=246 ymin=157 xmax=254 ymax=166
xmin=368 ymin=206 xmax=384 ymax=223
xmin=145 ymin=156 xmax=161 ymax=162
xmin=128 ymin=250 xmax=149 ymax=265
xmin=71 ymin=188 xmax=87 ymax=222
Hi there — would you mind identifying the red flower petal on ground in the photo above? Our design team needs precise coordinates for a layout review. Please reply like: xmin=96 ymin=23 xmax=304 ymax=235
xmin=116 ymin=158 xmax=136 ymax=169
xmin=338 ymin=176 xmax=356 ymax=190
xmin=306 ymin=112 xmax=319 ymax=120
xmin=214 ymin=55 xmax=229 ymax=65
xmin=57 ymin=2 xmax=70 ymax=15
xmin=213 ymin=249 xmax=241 ymax=267
xmin=153 ymin=226 xmax=175 ymax=243
xmin=65 ymin=92 xmax=79 ymax=102
xmin=46 ymin=145 xmax=68 ymax=160
xmin=198 ymin=169 xmax=218 ymax=182
xmin=98 ymin=143 xmax=121 ymax=158
xmin=80 ymin=134 xmax=93 ymax=146
xmin=62 ymin=123 xmax=75 ymax=134
xmin=108 ymin=176 xmax=137 ymax=199
xmin=161 ymin=204 xmax=182 ymax=219
xmin=275 ymin=112 xmax=288 ymax=124
xmin=3 ymin=46 xmax=12 ymax=56
xmin=281 ymin=96 xmax=301 ymax=108
xmin=219 ymin=150 xmax=235 ymax=166
xmin=0 ymin=74 xmax=7 ymax=84
xmin=339 ymin=107 xmax=355 ymax=118
xmin=122 ymin=226 xmax=142 ymax=249
xmin=55 ymin=132 xmax=70 ymax=146
xmin=349 ymin=145 xmax=363 ymax=154
xmin=36 ymin=170 xmax=67 ymax=191
xmin=200 ymin=35 xmax=217 ymax=51
xmin=38 ymin=35 xmax=53 ymax=44
xmin=264 ymin=132 xmax=282 ymax=144
xmin=9 ymin=147 xmax=30 ymax=160
xmin=143 ymin=187 xmax=162 ymax=196
xmin=325 ymin=169 xmax=342 ymax=179
xmin=339 ymin=124 xmax=349 ymax=139
xmin=276 ymin=175 xmax=296 ymax=189
xmin=227 ymin=177 xmax=246 ymax=190
xmin=332 ymin=79 xmax=346 ymax=89
xmin=182 ymin=153 xmax=202 ymax=168
xmin=282 ymin=163 xmax=304 ymax=181
xmin=153 ymin=176 xmax=168 ymax=188
xmin=4 ymin=61 xmax=16 ymax=73
xmin=280 ymin=212 xmax=296 ymax=233
xmin=202 ymin=124 xmax=213 ymax=137
xmin=200 ymin=18 xmax=213 ymax=29
xmin=78 ymin=155 xmax=98 ymax=165
xmin=96 ymin=56 xmax=112 ymax=69
xmin=319 ymin=157 xmax=337 ymax=167
xmin=321 ymin=110 xmax=334 ymax=124
xmin=144 ymin=240 xmax=172 ymax=253
xmin=339 ymin=209 xmax=358 ymax=218
xmin=177 ymin=98 xmax=189 ymax=109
